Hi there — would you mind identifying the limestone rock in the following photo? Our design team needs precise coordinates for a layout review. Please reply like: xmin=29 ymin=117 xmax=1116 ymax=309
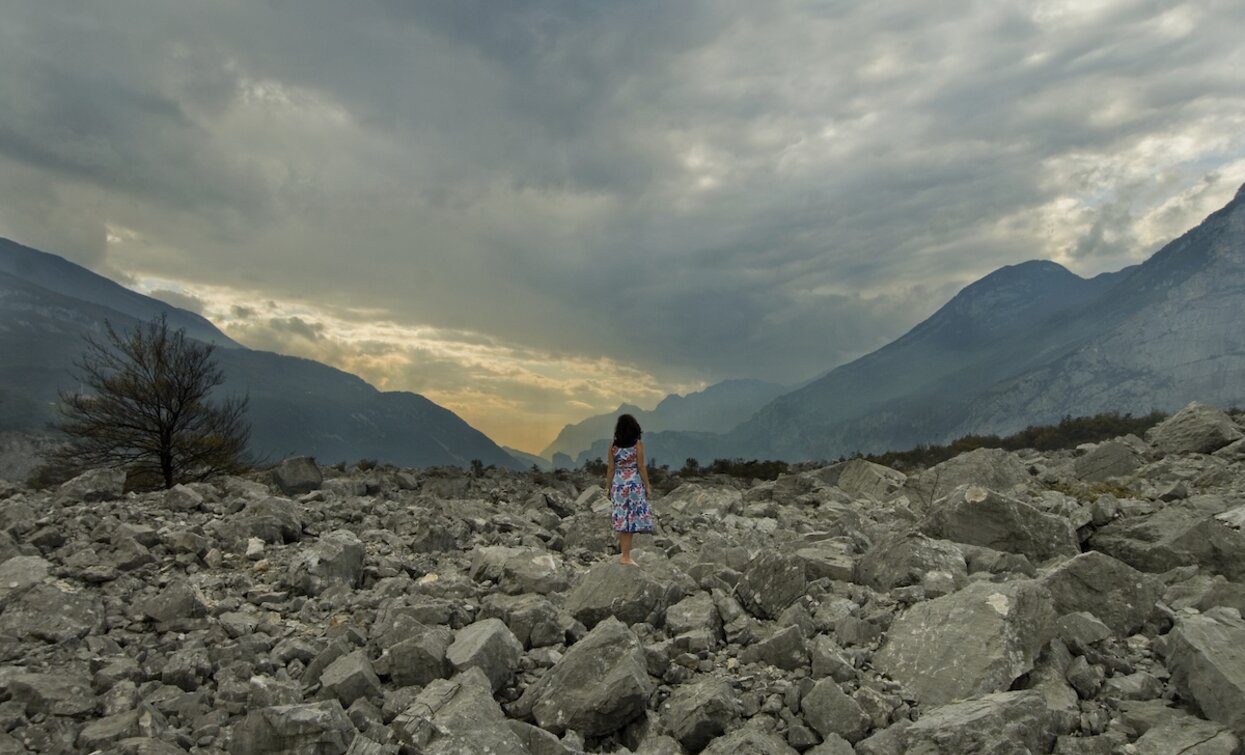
xmin=1090 ymin=497 xmax=1245 ymax=580
xmin=921 ymin=485 xmax=1079 ymax=563
xmin=59 ymin=468 xmax=126 ymax=502
xmin=855 ymin=531 xmax=967 ymax=592
xmin=0 ymin=555 xmax=48 ymax=607
xmin=230 ymin=700 xmax=355 ymax=755
xmin=1131 ymin=712 xmax=1241 ymax=755
xmin=320 ymin=650 xmax=382 ymax=707
xmin=10 ymin=672 xmax=97 ymax=717
xmin=662 ymin=677 xmax=739 ymax=751
xmin=289 ymin=529 xmax=364 ymax=596
xmin=513 ymin=616 xmax=652 ymax=737
xmin=1040 ymin=551 xmax=1160 ymax=635
xmin=855 ymin=690 xmax=1061 ymax=755
xmin=564 ymin=561 xmax=673 ymax=629
xmin=911 ymin=447 xmax=1031 ymax=502
xmin=825 ymin=459 xmax=906 ymax=502
xmin=445 ymin=618 xmax=523 ymax=693
xmin=700 ymin=727 xmax=799 ymax=754
xmin=273 ymin=456 xmax=323 ymax=495
xmin=802 ymin=678 xmax=870 ymax=743
xmin=138 ymin=579 xmax=209 ymax=624
xmin=0 ymin=582 xmax=104 ymax=642
xmin=665 ymin=592 xmax=722 ymax=638
xmin=794 ymin=540 xmax=857 ymax=582
xmin=1165 ymin=607 xmax=1245 ymax=736
xmin=469 ymin=545 xmax=567 ymax=595
xmin=387 ymin=625 xmax=453 ymax=687
xmin=740 ymin=624 xmax=807 ymax=670
xmin=735 ymin=551 xmax=806 ymax=620
xmin=162 ymin=484 xmax=204 ymax=512
xmin=1147 ymin=402 xmax=1244 ymax=456
xmin=873 ymin=579 xmax=1057 ymax=705
xmin=1074 ymin=440 xmax=1144 ymax=482
xmin=234 ymin=497 xmax=304 ymax=544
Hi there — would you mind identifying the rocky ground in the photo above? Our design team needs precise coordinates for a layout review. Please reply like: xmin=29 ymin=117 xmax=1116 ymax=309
xmin=1 ymin=401 xmax=1244 ymax=754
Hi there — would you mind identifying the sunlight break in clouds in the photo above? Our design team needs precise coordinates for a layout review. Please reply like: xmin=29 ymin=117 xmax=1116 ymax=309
xmin=130 ymin=276 xmax=691 ymax=452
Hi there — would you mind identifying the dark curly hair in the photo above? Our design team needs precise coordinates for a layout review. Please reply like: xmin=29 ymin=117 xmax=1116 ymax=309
xmin=613 ymin=413 xmax=642 ymax=448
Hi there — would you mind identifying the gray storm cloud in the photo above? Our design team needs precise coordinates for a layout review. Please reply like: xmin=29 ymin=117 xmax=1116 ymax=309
xmin=2 ymin=0 xmax=1244 ymax=423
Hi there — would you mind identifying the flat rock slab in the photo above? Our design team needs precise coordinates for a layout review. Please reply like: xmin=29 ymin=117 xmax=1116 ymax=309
xmin=911 ymin=447 xmax=1031 ymax=502
xmin=921 ymin=485 xmax=1078 ymax=564
xmin=874 ymin=579 xmax=1056 ymax=706
xmin=854 ymin=690 xmax=1061 ymax=755
xmin=1040 ymin=551 xmax=1161 ymax=635
xmin=1165 ymin=607 xmax=1245 ymax=737
xmin=1132 ymin=712 xmax=1241 ymax=755
xmin=0 ymin=555 xmax=48 ymax=607
xmin=230 ymin=700 xmax=354 ymax=755
xmin=0 ymin=582 xmax=104 ymax=642
xmin=10 ymin=672 xmax=97 ymax=717
xmin=1074 ymin=440 xmax=1144 ymax=482
xmin=513 ymin=616 xmax=651 ymax=737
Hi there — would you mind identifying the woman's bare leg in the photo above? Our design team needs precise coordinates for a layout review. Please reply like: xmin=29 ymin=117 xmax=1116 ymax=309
xmin=619 ymin=532 xmax=635 ymax=565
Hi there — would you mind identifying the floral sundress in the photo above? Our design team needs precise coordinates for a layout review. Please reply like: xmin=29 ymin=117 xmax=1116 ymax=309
xmin=609 ymin=444 xmax=653 ymax=533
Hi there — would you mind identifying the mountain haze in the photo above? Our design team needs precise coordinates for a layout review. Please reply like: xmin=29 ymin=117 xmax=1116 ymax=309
xmin=542 ymin=379 xmax=786 ymax=460
xmin=0 ymin=240 xmax=521 ymax=470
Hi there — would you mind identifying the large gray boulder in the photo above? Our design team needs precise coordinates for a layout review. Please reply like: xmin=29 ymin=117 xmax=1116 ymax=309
xmin=9 ymin=672 xmax=97 ymax=717
xmin=1090 ymin=497 xmax=1245 ymax=581
xmin=0 ymin=555 xmax=48 ymax=607
xmin=138 ymin=579 xmax=210 ymax=624
xmin=739 ymin=624 xmax=808 ymax=670
xmin=801 ymin=678 xmax=870 ymax=743
xmin=288 ymin=529 xmax=365 ymax=596
xmin=272 ymin=456 xmax=322 ymax=495
xmin=873 ymin=579 xmax=1056 ymax=705
xmin=662 ymin=677 xmax=739 ymax=752
xmin=735 ymin=551 xmax=806 ymax=620
xmin=921 ymin=485 xmax=1079 ymax=563
xmin=233 ymin=497 xmax=304 ymax=544
xmin=469 ymin=545 xmax=568 ymax=595
xmin=824 ymin=459 xmax=906 ymax=502
xmin=854 ymin=690 xmax=1061 ymax=755
xmin=1074 ymin=440 xmax=1144 ymax=482
xmin=700 ymin=728 xmax=799 ymax=755
xmin=445 ymin=618 xmax=523 ymax=693
xmin=0 ymin=582 xmax=104 ymax=642
xmin=387 ymin=625 xmax=453 ymax=687
xmin=58 ymin=468 xmax=126 ymax=501
xmin=319 ymin=650 xmax=382 ymax=707
xmin=1164 ymin=607 xmax=1245 ymax=736
xmin=391 ymin=668 xmax=530 ymax=754
xmin=513 ymin=616 xmax=652 ymax=737
xmin=1131 ymin=712 xmax=1241 ymax=755
xmin=229 ymin=700 xmax=354 ymax=755
xmin=911 ymin=448 xmax=1030 ymax=503
xmin=794 ymin=539 xmax=857 ymax=582
xmin=1147 ymin=402 xmax=1243 ymax=456
xmin=564 ymin=561 xmax=673 ymax=628
xmin=855 ymin=531 xmax=967 ymax=593
xmin=1039 ymin=551 xmax=1160 ymax=635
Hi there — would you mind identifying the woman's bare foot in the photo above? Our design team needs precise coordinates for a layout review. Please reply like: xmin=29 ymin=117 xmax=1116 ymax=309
xmin=619 ymin=557 xmax=638 ymax=566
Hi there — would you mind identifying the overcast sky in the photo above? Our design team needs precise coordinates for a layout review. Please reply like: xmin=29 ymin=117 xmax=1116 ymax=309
xmin=3 ymin=1 xmax=1245 ymax=452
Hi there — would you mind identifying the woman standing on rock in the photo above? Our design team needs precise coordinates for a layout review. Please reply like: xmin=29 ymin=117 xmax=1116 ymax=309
xmin=605 ymin=413 xmax=654 ymax=565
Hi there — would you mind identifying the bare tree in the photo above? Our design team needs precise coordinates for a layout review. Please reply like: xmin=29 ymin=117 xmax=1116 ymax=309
xmin=55 ymin=315 xmax=251 ymax=489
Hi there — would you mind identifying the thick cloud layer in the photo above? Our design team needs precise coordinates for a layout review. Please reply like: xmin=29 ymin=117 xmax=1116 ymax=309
xmin=2 ymin=1 xmax=1244 ymax=450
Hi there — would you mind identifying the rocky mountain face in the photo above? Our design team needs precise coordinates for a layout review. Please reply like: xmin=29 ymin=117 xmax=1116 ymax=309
xmin=544 ymin=380 xmax=787 ymax=463
xmin=652 ymin=183 xmax=1245 ymax=464
xmin=1 ymin=401 xmax=1243 ymax=753
xmin=0 ymin=239 xmax=521 ymax=471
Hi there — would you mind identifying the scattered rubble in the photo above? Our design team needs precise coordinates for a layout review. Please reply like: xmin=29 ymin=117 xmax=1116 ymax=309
xmin=0 ymin=402 xmax=1243 ymax=752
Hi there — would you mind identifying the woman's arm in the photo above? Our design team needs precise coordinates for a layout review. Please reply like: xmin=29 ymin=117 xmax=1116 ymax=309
xmin=605 ymin=446 xmax=615 ymax=494
xmin=636 ymin=441 xmax=652 ymax=496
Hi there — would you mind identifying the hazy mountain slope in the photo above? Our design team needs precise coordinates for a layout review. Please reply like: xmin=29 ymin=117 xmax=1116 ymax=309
xmin=728 ymin=260 xmax=1130 ymax=460
xmin=957 ymin=183 xmax=1245 ymax=435
xmin=543 ymin=379 xmax=786 ymax=460
xmin=0 ymin=253 xmax=521 ymax=470
xmin=0 ymin=238 xmax=237 ymax=347
xmin=723 ymin=184 xmax=1245 ymax=461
